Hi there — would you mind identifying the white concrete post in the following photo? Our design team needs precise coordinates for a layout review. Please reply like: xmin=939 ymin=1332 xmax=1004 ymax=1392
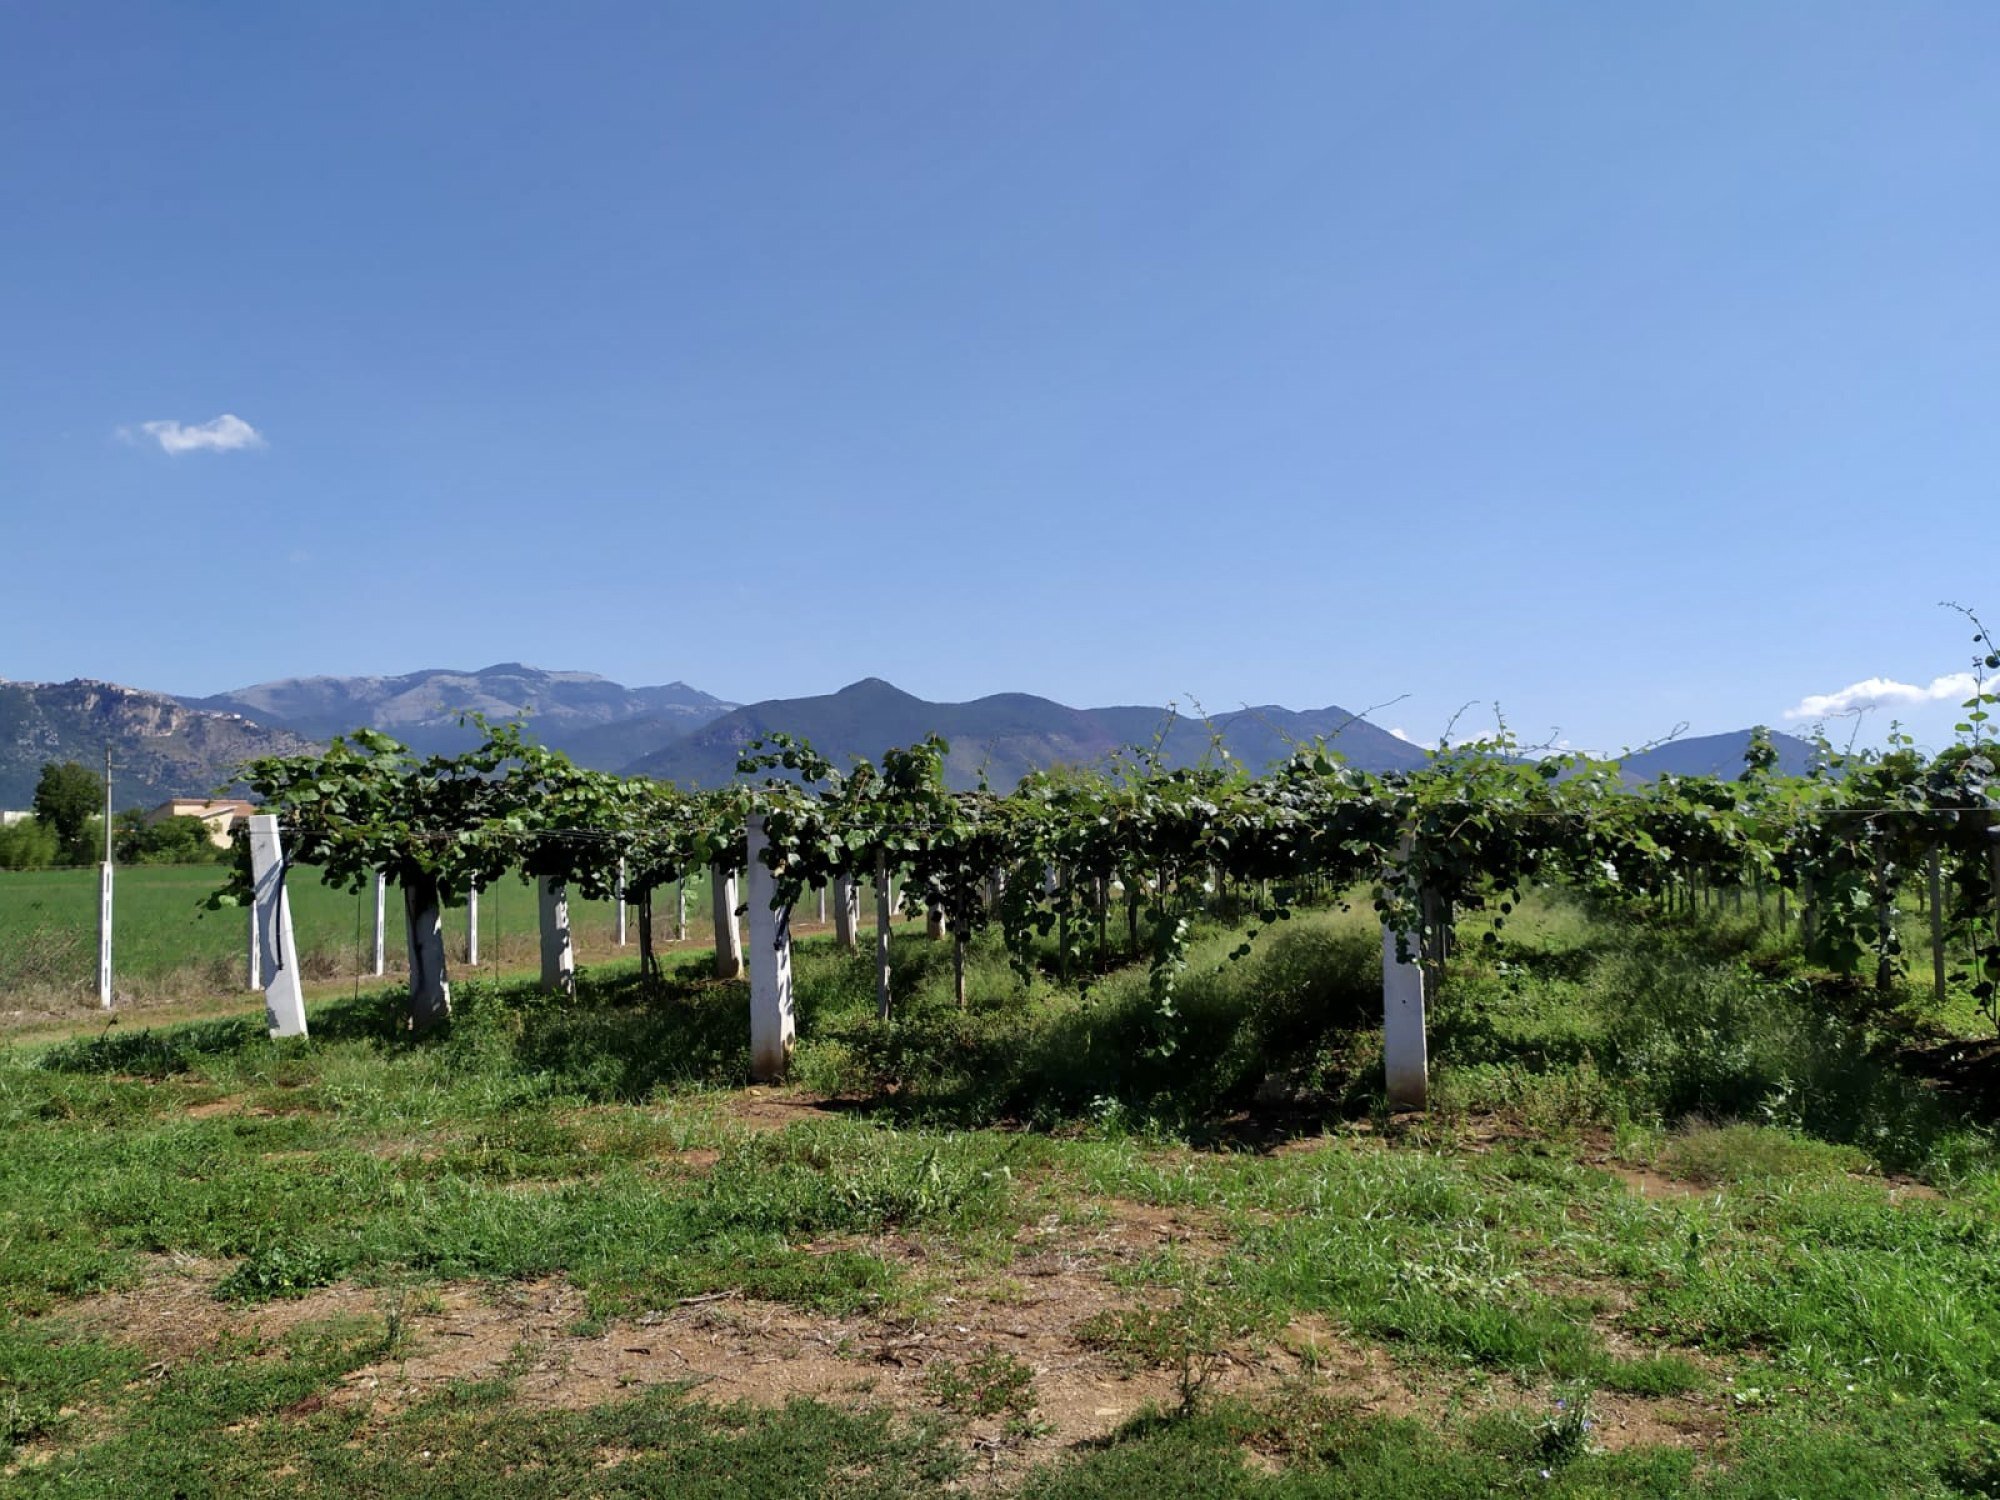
xmin=97 ymin=861 xmax=113 ymax=1009
xmin=676 ymin=879 xmax=688 ymax=942
xmin=372 ymin=872 xmax=386 ymax=976
xmin=466 ymin=885 xmax=480 ymax=966
xmin=833 ymin=872 xmax=859 ymax=950
xmin=711 ymin=862 xmax=744 ymax=979
xmin=616 ymin=860 xmax=628 ymax=946
xmin=817 ymin=883 xmax=827 ymax=925
xmin=247 ymin=814 xmax=308 ymax=1038
xmin=247 ymin=904 xmax=260 ymax=992
xmin=745 ymin=816 xmax=796 ymax=1081
xmin=537 ymin=876 xmax=575 ymax=995
xmin=1381 ymin=923 xmax=1428 ymax=1111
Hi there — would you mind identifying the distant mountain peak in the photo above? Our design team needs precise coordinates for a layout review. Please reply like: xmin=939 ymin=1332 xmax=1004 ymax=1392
xmin=176 ymin=665 xmax=738 ymax=764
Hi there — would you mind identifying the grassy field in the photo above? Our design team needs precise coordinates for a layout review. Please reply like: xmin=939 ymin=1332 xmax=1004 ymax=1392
xmin=0 ymin=863 xmax=747 ymax=1015
xmin=4 ymin=894 xmax=2000 ymax=1495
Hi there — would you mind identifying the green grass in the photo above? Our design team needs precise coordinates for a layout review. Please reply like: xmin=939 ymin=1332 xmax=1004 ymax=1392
xmin=0 ymin=865 xmax=747 ymax=1020
xmin=5 ymin=891 xmax=2000 ymax=1493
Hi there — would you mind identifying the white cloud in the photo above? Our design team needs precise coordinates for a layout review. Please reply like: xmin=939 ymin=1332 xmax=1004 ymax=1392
xmin=125 ymin=413 xmax=265 ymax=454
xmin=1389 ymin=726 xmax=1413 ymax=742
xmin=1784 ymin=672 xmax=1979 ymax=720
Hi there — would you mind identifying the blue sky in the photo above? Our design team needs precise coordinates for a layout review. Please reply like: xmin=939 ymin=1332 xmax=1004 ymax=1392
xmin=3 ymin=3 xmax=1995 ymax=755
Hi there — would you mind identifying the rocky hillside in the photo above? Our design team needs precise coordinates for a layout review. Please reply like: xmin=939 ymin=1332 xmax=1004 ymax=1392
xmin=181 ymin=663 xmax=735 ymax=760
xmin=0 ymin=680 xmax=318 ymax=810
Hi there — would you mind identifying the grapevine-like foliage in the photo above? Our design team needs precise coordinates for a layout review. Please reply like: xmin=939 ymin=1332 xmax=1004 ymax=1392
xmin=220 ymin=613 xmax=2000 ymax=1041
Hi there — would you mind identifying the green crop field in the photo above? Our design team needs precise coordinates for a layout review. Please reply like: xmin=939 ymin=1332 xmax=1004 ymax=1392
xmin=0 ymin=864 xmax=720 ymax=1014
xmin=5 ymin=892 xmax=2000 ymax=1496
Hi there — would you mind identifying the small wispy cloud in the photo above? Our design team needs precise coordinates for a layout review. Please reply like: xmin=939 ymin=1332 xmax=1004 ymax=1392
xmin=1389 ymin=726 xmax=1413 ymax=742
xmin=1784 ymin=672 xmax=1979 ymax=720
xmin=122 ymin=413 xmax=265 ymax=455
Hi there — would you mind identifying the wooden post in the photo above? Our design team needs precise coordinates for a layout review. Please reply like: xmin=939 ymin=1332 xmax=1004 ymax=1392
xmin=372 ymin=872 xmax=386 ymax=976
xmin=247 ymin=814 xmax=308 ymax=1038
xmin=875 ymin=850 xmax=893 ymax=1020
xmin=711 ymin=862 xmax=743 ymax=980
xmin=537 ymin=876 xmax=575 ymax=995
xmin=466 ymin=884 xmax=480 ymax=966
xmin=1381 ymin=922 xmax=1428 ymax=1111
xmin=833 ymin=872 xmax=858 ymax=950
xmin=745 ymin=816 xmax=796 ymax=1081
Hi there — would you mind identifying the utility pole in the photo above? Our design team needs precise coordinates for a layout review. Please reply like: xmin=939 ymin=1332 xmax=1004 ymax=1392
xmin=98 ymin=747 xmax=114 ymax=1009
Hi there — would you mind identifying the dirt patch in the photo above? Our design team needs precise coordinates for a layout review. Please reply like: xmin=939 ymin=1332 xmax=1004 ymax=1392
xmin=715 ymin=1089 xmax=855 ymax=1133
xmin=1606 ymin=1157 xmax=1940 ymax=1205
xmin=44 ymin=1215 xmax=1732 ymax=1480
xmin=187 ymin=1095 xmax=254 ymax=1120
xmin=60 ymin=1255 xmax=386 ymax=1366
xmin=1089 ymin=1198 xmax=1231 ymax=1258
xmin=1882 ymin=1179 xmax=1942 ymax=1203
xmin=1608 ymin=1165 xmax=1713 ymax=1201
xmin=1587 ymin=1387 xmax=1728 ymax=1452
xmin=1275 ymin=1316 xmax=1423 ymax=1419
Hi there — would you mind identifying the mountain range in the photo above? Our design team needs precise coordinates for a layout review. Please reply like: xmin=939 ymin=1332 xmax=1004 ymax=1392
xmin=0 ymin=679 xmax=318 ymax=810
xmin=630 ymin=678 xmax=1430 ymax=789
xmin=181 ymin=664 xmax=735 ymax=759
xmin=0 ymin=662 xmax=1818 ymax=809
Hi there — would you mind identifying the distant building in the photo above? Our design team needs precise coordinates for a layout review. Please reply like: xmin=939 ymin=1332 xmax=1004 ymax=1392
xmin=0 ymin=810 xmax=30 ymax=827
xmin=145 ymin=798 xmax=258 ymax=848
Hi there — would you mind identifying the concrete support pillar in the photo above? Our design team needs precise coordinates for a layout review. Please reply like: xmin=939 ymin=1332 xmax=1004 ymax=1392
xmin=538 ymin=876 xmax=574 ymax=996
xmin=833 ymin=873 xmax=859 ymax=950
xmin=248 ymin=814 xmax=308 ymax=1038
xmin=746 ymin=816 xmax=796 ymax=1082
xmin=875 ymin=851 xmax=893 ymax=1020
xmin=1381 ymin=923 xmax=1428 ymax=1111
xmin=712 ymin=863 xmax=743 ymax=980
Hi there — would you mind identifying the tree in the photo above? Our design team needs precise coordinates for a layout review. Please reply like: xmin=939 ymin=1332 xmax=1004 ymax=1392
xmin=234 ymin=725 xmax=529 ymax=1028
xmin=33 ymin=761 xmax=102 ymax=862
xmin=115 ymin=810 xmax=226 ymax=865
xmin=0 ymin=817 xmax=59 ymax=871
